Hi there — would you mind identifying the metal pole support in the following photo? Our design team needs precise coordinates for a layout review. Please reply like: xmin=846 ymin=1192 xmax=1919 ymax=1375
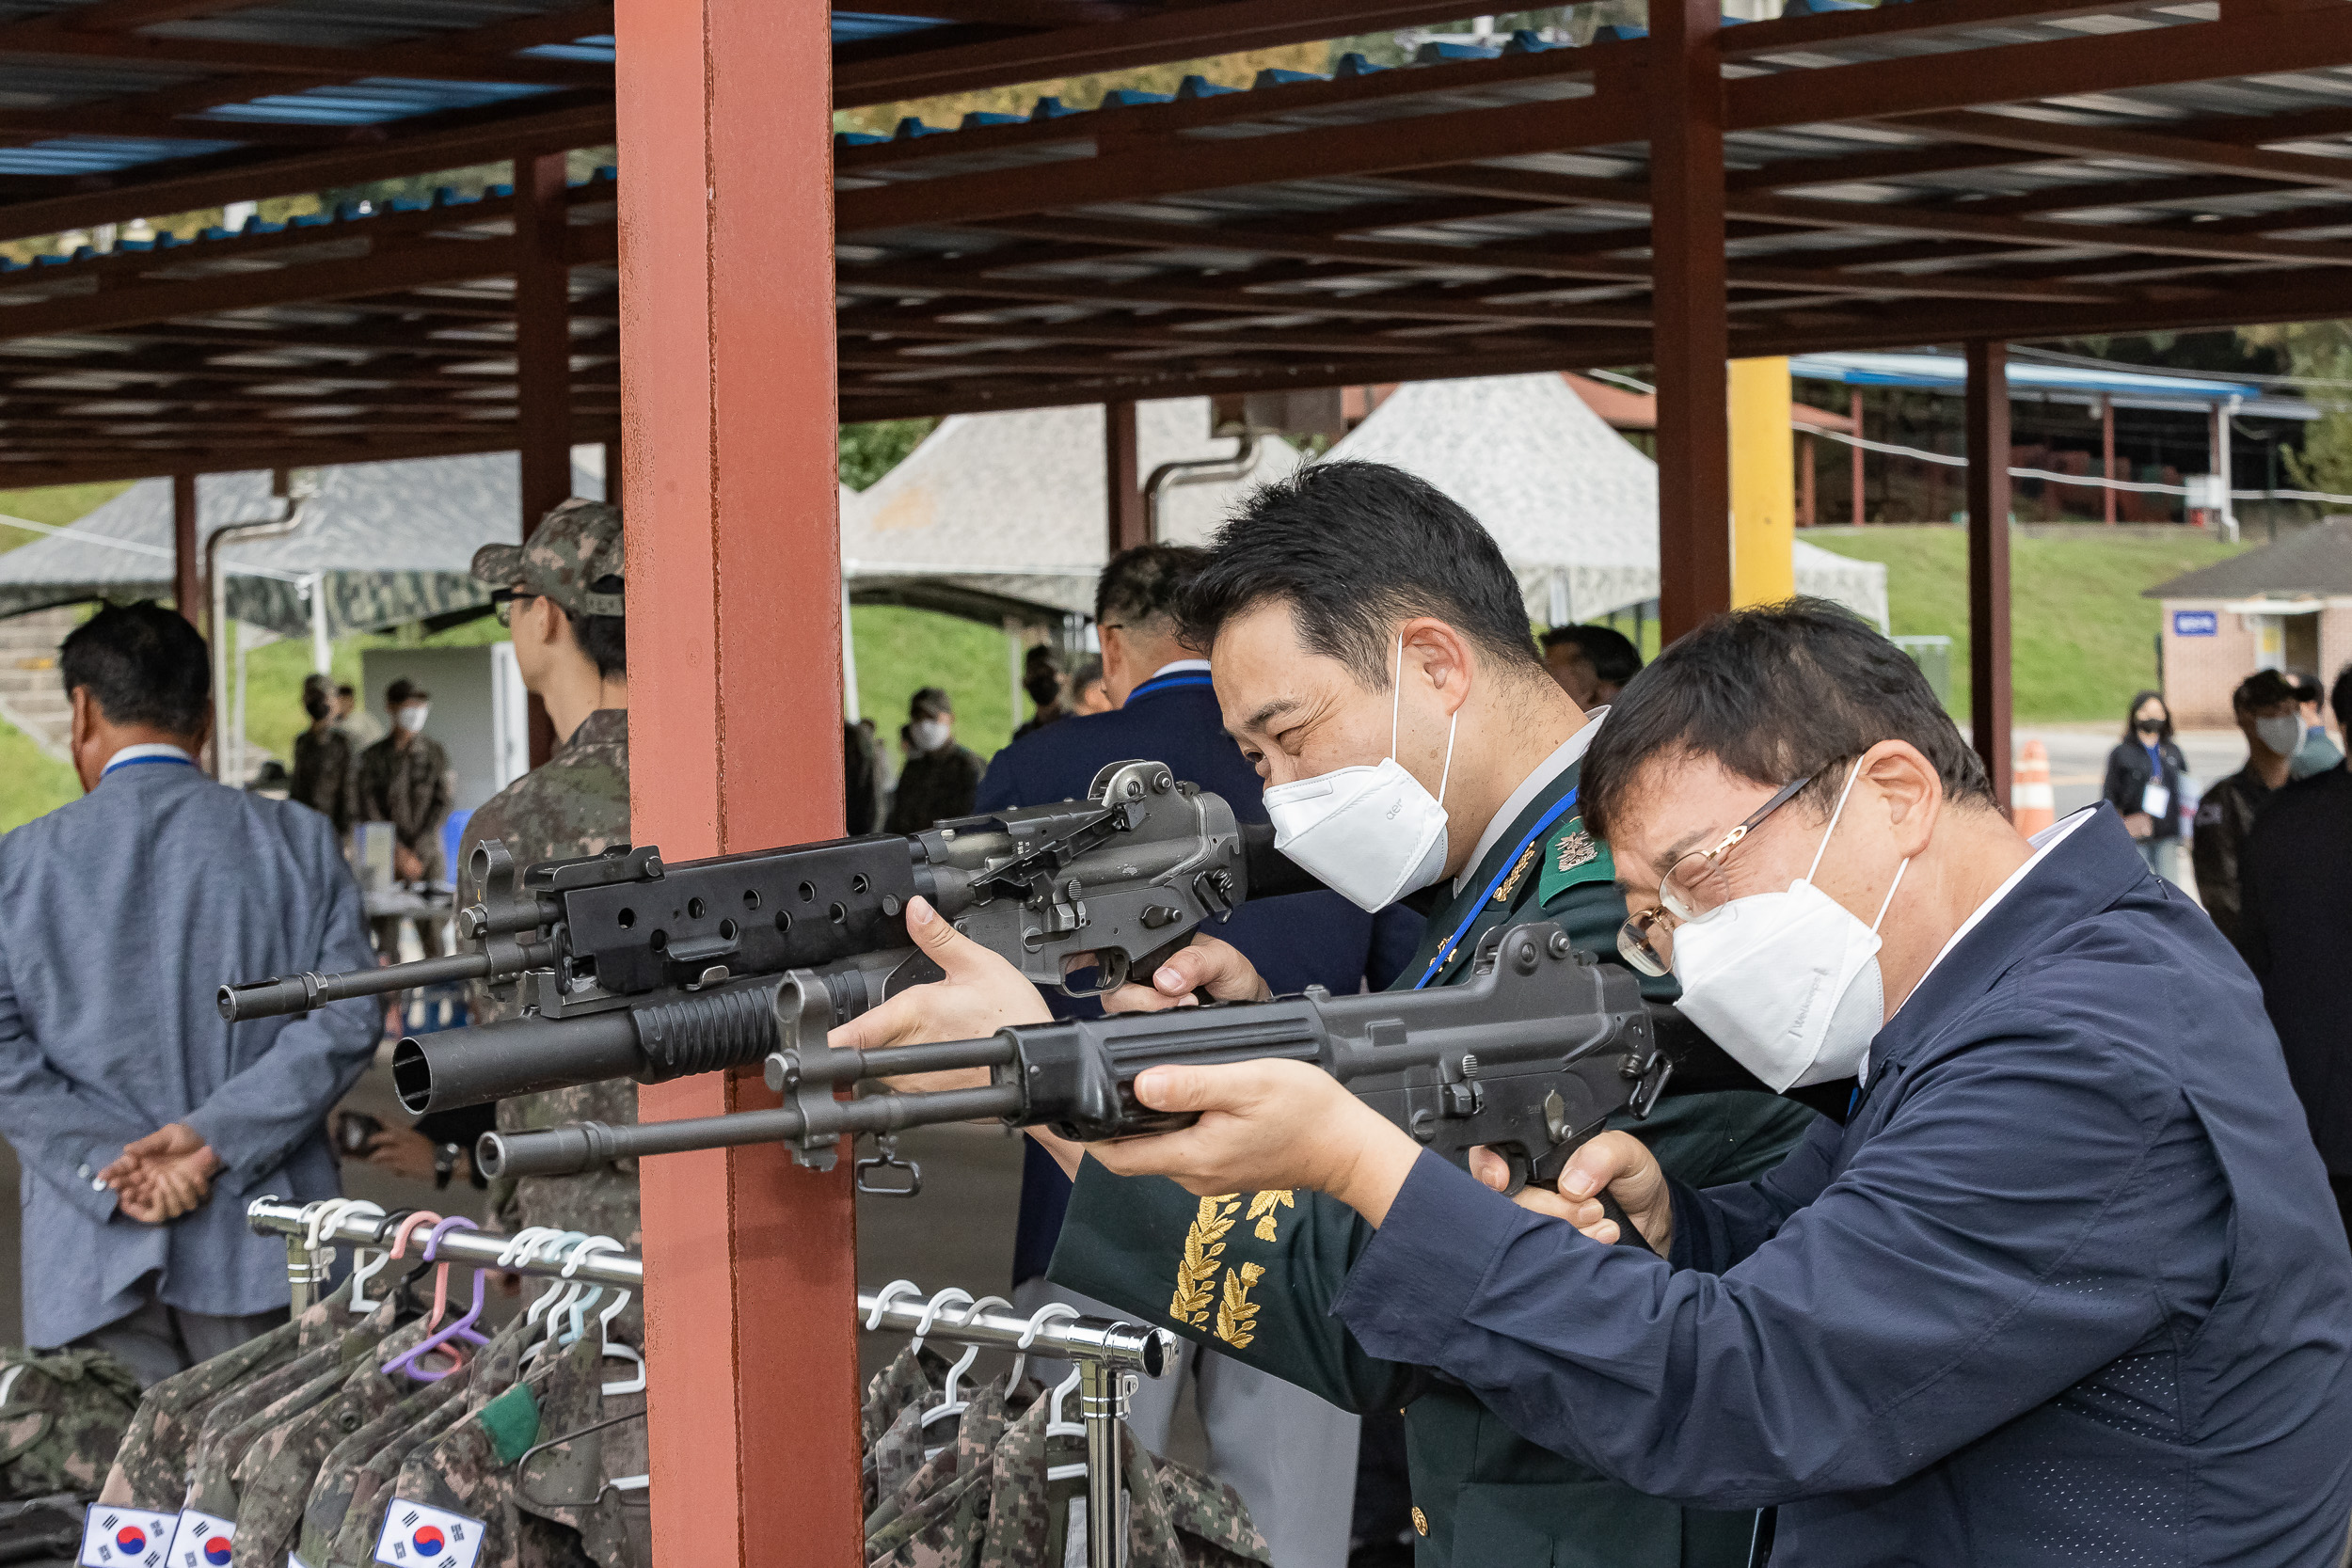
xmin=1080 ymin=1356 xmax=1138 ymax=1568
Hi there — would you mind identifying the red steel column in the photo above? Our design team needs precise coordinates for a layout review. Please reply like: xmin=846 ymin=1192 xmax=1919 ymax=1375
xmin=1106 ymin=400 xmax=1147 ymax=553
xmin=1965 ymin=340 xmax=2012 ymax=814
xmin=617 ymin=2 xmax=859 ymax=1566
xmin=516 ymin=148 xmax=572 ymax=767
xmin=172 ymin=471 xmax=201 ymax=631
xmin=1650 ymin=0 xmax=1731 ymax=643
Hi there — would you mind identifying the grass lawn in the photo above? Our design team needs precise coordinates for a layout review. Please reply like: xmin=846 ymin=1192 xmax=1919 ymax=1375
xmin=0 ymin=717 xmax=78 ymax=830
xmin=232 ymin=603 xmax=1021 ymax=775
xmin=1802 ymin=526 xmax=2246 ymax=723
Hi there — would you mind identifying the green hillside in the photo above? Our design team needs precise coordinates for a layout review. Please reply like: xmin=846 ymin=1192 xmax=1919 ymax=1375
xmin=1803 ymin=526 xmax=2246 ymax=722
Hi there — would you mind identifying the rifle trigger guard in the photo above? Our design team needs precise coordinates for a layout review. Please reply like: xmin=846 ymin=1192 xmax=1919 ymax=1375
xmin=853 ymin=1133 xmax=922 ymax=1197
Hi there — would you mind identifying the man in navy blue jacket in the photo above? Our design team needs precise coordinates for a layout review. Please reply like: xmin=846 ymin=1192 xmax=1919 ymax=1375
xmin=909 ymin=598 xmax=2352 ymax=1565
xmin=975 ymin=543 xmax=1420 ymax=1568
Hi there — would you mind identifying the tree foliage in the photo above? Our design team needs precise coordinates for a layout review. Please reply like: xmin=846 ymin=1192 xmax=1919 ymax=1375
xmin=2239 ymin=321 xmax=2352 ymax=498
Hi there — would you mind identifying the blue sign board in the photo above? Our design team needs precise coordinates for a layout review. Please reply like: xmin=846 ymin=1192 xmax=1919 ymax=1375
xmin=2172 ymin=610 xmax=2219 ymax=638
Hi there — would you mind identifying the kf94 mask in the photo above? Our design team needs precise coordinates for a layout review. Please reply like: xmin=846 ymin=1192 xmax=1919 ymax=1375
xmin=1262 ymin=639 xmax=1457 ymax=913
xmin=1670 ymin=761 xmax=1908 ymax=1091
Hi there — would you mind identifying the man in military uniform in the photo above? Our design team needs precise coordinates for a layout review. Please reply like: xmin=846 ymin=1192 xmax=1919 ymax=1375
xmin=837 ymin=461 xmax=1815 ymax=1567
xmin=358 ymin=677 xmax=456 ymax=957
xmin=291 ymin=673 xmax=359 ymax=840
xmin=453 ymin=499 xmax=637 ymax=1284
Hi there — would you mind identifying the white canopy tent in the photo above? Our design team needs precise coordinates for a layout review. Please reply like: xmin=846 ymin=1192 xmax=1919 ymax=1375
xmin=0 ymin=447 xmax=608 ymax=637
xmin=1325 ymin=374 xmax=1892 ymax=630
xmin=840 ymin=398 xmax=1303 ymax=624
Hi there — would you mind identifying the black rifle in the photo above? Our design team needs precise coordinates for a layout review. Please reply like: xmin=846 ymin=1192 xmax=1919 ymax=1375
xmin=477 ymin=920 xmax=1677 ymax=1203
xmin=220 ymin=761 xmax=1317 ymax=1117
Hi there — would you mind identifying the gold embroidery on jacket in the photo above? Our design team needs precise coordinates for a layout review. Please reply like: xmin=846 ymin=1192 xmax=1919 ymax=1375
xmin=1247 ymin=1189 xmax=1295 ymax=1243
xmin=1492 ymin=837 xmax=1544 ymax=905
xmin=1215 ymin=1262 xmax=1265 ymax=1349
xmin=1171 ymin=1194 xmax=1240 ymax=1327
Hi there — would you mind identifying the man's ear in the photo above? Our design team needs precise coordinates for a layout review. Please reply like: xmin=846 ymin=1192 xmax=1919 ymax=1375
xmin=1397 ymin=617 xmax=1476 ymax=716
xmin=1866 ymin=740 xmax=1944 ymax=857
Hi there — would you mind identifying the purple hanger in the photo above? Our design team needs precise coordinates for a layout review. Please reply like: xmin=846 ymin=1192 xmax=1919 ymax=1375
xmin=382 ymin=1216 xmax=493 ymax=1380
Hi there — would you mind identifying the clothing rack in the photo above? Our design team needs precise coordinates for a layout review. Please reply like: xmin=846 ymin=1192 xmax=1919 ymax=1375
xmin=249 ymin=1205 xmax=1167 ymax=1568
xmin=860 ymin=1281 xmax=1176 ymax=1568
xmin=246 ymin=1196 xmax=643 ymax=1307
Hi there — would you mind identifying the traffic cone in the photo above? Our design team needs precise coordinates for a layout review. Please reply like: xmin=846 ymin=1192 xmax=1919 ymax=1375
xmin=2012 ymin=739 xmax=2055 ymax=835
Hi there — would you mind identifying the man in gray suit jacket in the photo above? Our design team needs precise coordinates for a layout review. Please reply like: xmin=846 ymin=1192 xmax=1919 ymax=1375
xmin=0 ymin=602 xmax=380 ymax=1384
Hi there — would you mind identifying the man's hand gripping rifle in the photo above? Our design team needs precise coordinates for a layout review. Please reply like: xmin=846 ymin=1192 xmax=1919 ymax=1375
xmin=477 ymin=920 xmax=1677 ymax=1212
xmin=220 ymin=761 xmax=1285 ymax=1124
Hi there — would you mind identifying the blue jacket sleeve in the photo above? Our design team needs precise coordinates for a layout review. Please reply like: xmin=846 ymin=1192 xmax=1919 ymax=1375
xmin=0 ymin=938 xmax=141 ymax=1223
xmin=1666 ymin=1110 xmax=1841 ymax=1273
xmin=1333 ymin=1005 xmax=2188 ymax=1509
xmin=185 ymin=823 xmax=383 ymax=1192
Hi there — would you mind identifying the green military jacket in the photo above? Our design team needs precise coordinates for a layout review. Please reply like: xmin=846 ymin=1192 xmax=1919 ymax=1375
xmin=1048 ymin=752 xmax=1817 ymax=1568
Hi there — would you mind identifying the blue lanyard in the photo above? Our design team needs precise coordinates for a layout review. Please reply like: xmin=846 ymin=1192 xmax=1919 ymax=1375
xmin=1412 ymin=787 xmax=1579 ymax=990
xmin=1129 ymin=673 xmax=1214 ymax=701
xmin=101 ymin=755 xmax=197 ymax=776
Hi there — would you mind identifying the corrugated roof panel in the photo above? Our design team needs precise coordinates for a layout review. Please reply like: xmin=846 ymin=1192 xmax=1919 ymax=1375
xmin=203 ymin=75 xmax=555 ymax=123
xmin=0 ymin=135 xmax=246 ymax=173
xmin=833 ymin=11 xmax=953 ymax=43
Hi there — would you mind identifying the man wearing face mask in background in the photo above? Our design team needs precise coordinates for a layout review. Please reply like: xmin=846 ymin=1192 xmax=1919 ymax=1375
xmin=291 ymin=673 xmax=358 ymax=842
xmin=2193 ymin=668 xmax=2303 ymax=958
xmin=358 ymin=676 xmax=455 ymax=958
xmin=884 ymin=686 xmax=984 ymax=833
xmin=884 ymin=599 xmax=2352 ymax=1567
xmin=839 ymin=461 xmax=1818 ymax=1567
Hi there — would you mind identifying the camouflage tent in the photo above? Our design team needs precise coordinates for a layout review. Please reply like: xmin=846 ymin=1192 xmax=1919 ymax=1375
xmin=0 ymin=449 xmax=607 ymax=637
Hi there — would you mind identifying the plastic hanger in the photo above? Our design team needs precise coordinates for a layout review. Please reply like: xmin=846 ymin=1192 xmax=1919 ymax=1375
xmin=330 ymin=1201 xmax=392 ymax=1309
xmin=382 ymin=1217 xmax=491 ymax=1379
xmin=595 ymin=1291 xmax=644 ymax=1398
xmin=519 ymin=1231 xmax=589 ymax=1364
xmin=921 ymin=1295 xmax=1008 ymax=1433
xmin=866 ymin=1280 xmax=922 ymax=1332
xmin=555 ymin=1237 xmax=625 ymax=1347
xmin=1009 ymin=1302 xmax=1079 ymax=1393
xmin=908 ymin=1288 xmax=973 ymax=1362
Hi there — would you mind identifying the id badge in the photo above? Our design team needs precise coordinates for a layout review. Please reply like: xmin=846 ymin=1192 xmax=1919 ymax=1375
xmin=2142 ymin=781 xmax=2170 ymax=818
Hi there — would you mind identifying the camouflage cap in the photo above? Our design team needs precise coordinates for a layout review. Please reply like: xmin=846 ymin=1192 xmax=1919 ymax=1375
xmin=471 ymin=499 xmax=624 ymax=618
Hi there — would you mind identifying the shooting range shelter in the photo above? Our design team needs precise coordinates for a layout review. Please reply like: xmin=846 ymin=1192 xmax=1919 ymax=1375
xmin=6 ymin=0 xmax=2352 ymax=1554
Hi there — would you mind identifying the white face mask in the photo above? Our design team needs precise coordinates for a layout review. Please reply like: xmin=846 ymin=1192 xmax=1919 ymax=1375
xmin=395 ymin=704 xmax=428 ymax=735
xmin=1669 ymin=762 xmax=1909 ymax=1092
xmin=909 ymin=719 xmax=950 ymax=753
xmin=2255 ymin=714 xmax=2302 ymax=757
xmin=1261 ymin=636 xmax=1457 ymax=912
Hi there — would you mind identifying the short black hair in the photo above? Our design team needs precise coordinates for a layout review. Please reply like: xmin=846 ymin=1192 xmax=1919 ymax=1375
xmin=560 ymin=583 xmax=627 ymax=681
xmin=1071 ymin=656 xmax=1104 ymax=691
xmin=2233 ymin=669 xmax=2299 ymax=715
xmin=1182 ymin=459 xmax=1542 ymax=690
xmin=911 ymin=686 xmax=951 ymax=718
xmin=1097 ymin=544 xmax=1209 ymax=632
xmin=1024 ymin=643 xmax=1064 ymax=675
xmin=2122 ymin=688 xmax=2170 ymax=744
xmin=1582 ymin=597 xmax=1994 ymax=841
xmin=2293 ymin=672 xmax=2327 ymax=705
xmin=2332 ymin=663 xmax=2352 ymax=736
xmin=59 ymin=601 xmax=210 ymax=736
xmin=1542 ymin=624 xmax=1644 ymax=686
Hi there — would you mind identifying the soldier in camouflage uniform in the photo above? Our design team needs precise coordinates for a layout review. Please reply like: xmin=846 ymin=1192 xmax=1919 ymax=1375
xmin=456 ymin=499 xmax=638 ymax=1323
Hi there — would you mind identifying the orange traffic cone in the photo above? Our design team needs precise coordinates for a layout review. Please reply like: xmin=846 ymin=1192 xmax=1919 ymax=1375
xmin=2012 ymin=739 xmax=2055 ymax=835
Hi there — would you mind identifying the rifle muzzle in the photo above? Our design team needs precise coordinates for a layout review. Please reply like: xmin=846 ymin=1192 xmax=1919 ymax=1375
xmin=219 ymin=949 xmax=498 ymax=1022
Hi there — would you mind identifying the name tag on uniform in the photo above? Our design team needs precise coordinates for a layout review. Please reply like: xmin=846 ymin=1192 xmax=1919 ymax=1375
xmin=76 ymin=1507 xmax=173 ymax=1568
xmin=2142 ymin=781 xmax=2170 ymax=818
xmin=374 ymin=1499 xmax=485 ymax=1568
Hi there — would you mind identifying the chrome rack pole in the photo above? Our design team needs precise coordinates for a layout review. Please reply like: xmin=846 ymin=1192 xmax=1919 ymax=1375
xmin=857 ymin=1287 xmax=1173 ymax=1568
xmin=1079 ymin=1357 xmax=1135 ymax=1568
xmin=246 ymin=1196 xmax=644 ymax=1289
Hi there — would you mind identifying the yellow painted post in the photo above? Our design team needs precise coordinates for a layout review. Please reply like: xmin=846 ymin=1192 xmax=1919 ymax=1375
xmin=1730 ymin=356 xmax=1796 ymax=608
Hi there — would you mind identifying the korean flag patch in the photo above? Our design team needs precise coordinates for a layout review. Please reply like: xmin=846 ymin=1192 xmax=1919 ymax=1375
xmin=374 ymin=1498 xmax=485 ymax=1568
xmin=76 ymin=1506 xmax=174 ymax=1568
xmin=164 ymin=1509 xmax=232 ymax=1568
